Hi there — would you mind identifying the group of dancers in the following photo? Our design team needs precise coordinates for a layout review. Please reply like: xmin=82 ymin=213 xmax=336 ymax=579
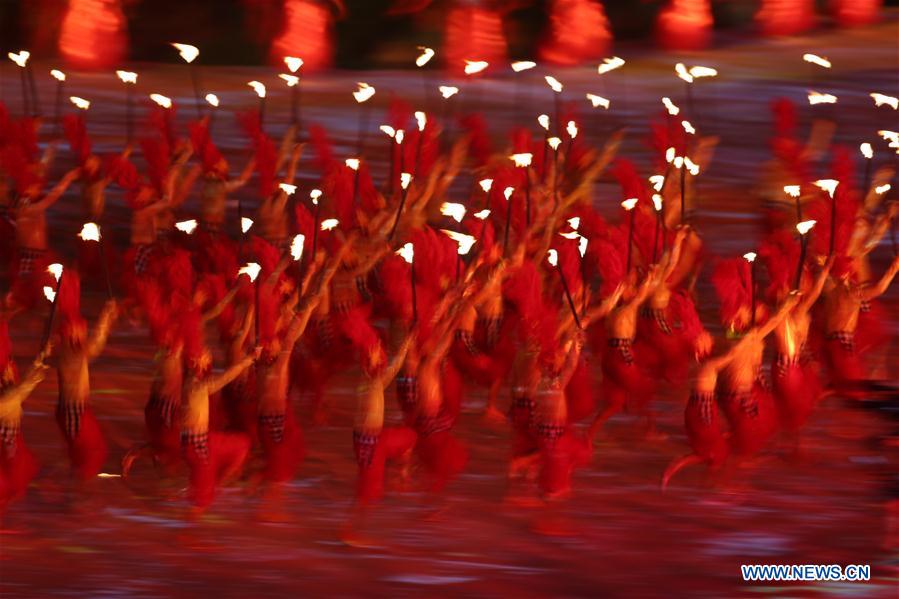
xmin=0 ymin=68 xmax=897 ymax=540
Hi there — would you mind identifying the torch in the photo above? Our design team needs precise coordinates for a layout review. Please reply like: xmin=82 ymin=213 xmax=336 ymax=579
xmin=204 ymin=93 xmax=219 ymax=133
xmin=502 ymin=186 xmax=514 ymax=256
xmin=78 ymin=223 xmax=112 ymax=298
xmin=545 ymin=76 xmax=563 ymax=136
xmin=585 ymin=93 xmax=610 ymax=144
xmin=309 ymin=189 xmax=322 ymax=255
xmin=511 ymin=61 xmax=537 ymax=121
xmin=397 ymin=243 xmax=417 ymax=322
xmin=414 ymin=111 xmax=427 ymax=176
xmin=50 ymin=69 xmax=66 ymax=138
xmin=510 ymin=153 xmax=533 ymax=226
xmin=290 ymin=233 xmax=305 ymax=278
xmin=860 ymin=143 xmax=873 ymax=195
xmin=175 ymin=219 xmax=198 ymax=235
xmin=248 ymin=81 xmax=266 ymax=129
xmin=437 ymin=86 xmax=459 ymax=148
xmin=280 ymin=74 xmax=300 ymax=127
xmin=238 ymin=262 xmax=262 ymax=344
xmin=415 ymin=47 xmax=435 ymax=108
xmin=380 ymin=126 xmax=398 ymax=193
xmin=113 ymin=72 xmax=138 ymax=146
xmin=794 ymin=220 xmax=816 ymax=289
xmin=622 ymin=198 xmax=638 ymax=273
xmin=353 ymin=82 xmax=376 ymax=156
xmin=564 ymin=120 xmax=578 ymax=169
xmin=477 ymin=178 xmax=493 ymax=243
xmin=389 ymin=173 xmax=413 ymax=241
xmin=346 ymin=158 xmax=361 ymax=209
xmin=172 ymin=43 xmax=202 ymax=117
xmin=441 ymin=229 xmax=476 ymax=282
xmin=870 ymin=93 xmax=898 ymax=110
xmin=547 ymin=249 xmax=582 ymax=330
xmin=40 ymin=263 xmax=65 ymax=350
xmin=784 ymin=185 xmax=802 ymax=222
xmin=8 ymin=51 xmax=33 ymax=116
xmin=538 ymin=114 xmax=551 ymax=175
xmin=547 ymin=137 xmax=562 ymax=199
xmin=652 ymin=194 xmax=663 ymax=263
xmin=463 ymin=60 xmax=489 ymax=114
xmin=814 ymin=179 xmax=839 ymax=255
xmin=744 ymin=252 xmax=757 ymax=327
xmin=284 ymin=56 xmax=304 ymax=132
xmin=239 ymin=215 xmax=254 ymax=260
xmin=560 ymin=227 xmax=589 ymax=315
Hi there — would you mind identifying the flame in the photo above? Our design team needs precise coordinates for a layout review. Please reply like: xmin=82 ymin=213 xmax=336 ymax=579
xmin=284 ymin=56 xmax=303 ymax=73
xmin=681 ymin=120 xmax=696 ymax=135
xmin=279 ymin=183 xmax=297 ymax=195
xmin=662 ymin=97 xmax=680 ymax=116
xmin=310 ymin=189 xmax=322 ymax=204
xmin=397 ymin=242 xmax=414 ymax=263
xmin=813 ymin=179 xmax=839 ymax=197
xmin=380 ymin=125 xmax=396 ymax=138
xmin=870 ymin=93 xmax=898 ymax=110
xmin=689 ymin=66 xmax=718 ymax=78
xmin=238 ymin=262 xmax=261 ymax=282
xmin=666 ymin=147 xmax=676 ymax=163
xmin=503 ymin=187 xmax=514 ymax=201
xmin=547 ymin=249 xmax=559 ymax=267
xmin=479 ymin=179 xmax=493 ymax=193
xmin=464 ymin=60 xmax=488 ymax=75
xmin=97 ymin=473 xmax=122 ymax=479
xmin=353 ymin=82 xmax=375 ymax=103
xmin=414 ymin=111 xmax=427 ymax=132
xmin=290 ymin=234 xmax=305 ymax=261
xmin=802 ymin=53 xmax=831 ymax=69
xmin=150 ymin=94 xmax=172 ymax=109
xmin=578 ymin=236 xmax=588 ymax=258
xmin=537 ymin=114 xmax=550 ymax=130
xmin=175 ymin=219 xmax=198 ymax=234
xmin=597 ymin=57 xmax=625 ymax=75
xmin=545 ymin=76 xmax=563 ymax=93
xmin=860 ymin=143 xmax=873 ymax=159
xmin=248 ymin=81 xmax=266 ymax=98
xmin=566 ymin=121 xmax=578 ymax=139
xmin=438 ymin=86 xmax=459 ymax=99
xmin=51 ymin=69 xmax=67 ymax=82
xmin=807 ymin=91 xmax=837 ymax=105
xmin=547 ymin=137 xmax=562 ymax=151
xmin=441 ymin=230 xmax=476 ymax=255
xmin=684 ymin=157 xmax=700 ymax=176
xmin=559 ymin=231 xmax=579 ymax=240
xmin=7 ymin=51 xmax=29 ymax=68
xmin=878 ymin=130 xmax=899 ymax=144
xmin=652 ymin=194 xmax=663 ymax=211
xmin=649 ymin=175 xmax=665 ymax=191
xmin=69 ymin=96 xmax=90 ymax=110
xmin=586 ymin=94 xmax=610 ymax=109
xmin=675 ymin=63 xmax=694 ymax=83
xmin=241 ymin=217 xmax=254 ymax=233
xmin=415 ymin=47 xmax=435 ymax=67
xmin=400 ymin=172 xmax=412 ymax=190
xmin=621 ymin=198 xmax=638 ymax=211
xmin=440 ymin=202 xmax=466 ymax=223
xmin=78 ymin=222 xmax=101 ymax=241
xmin=784 ymin=185 xmax=801 ymax=198
xmin=116 ymin=70 xmax=137 ymax=84
xmin=320 ymin=219 xmax=339 ymax=231
xmin=568 ymin=216 xmax=580 ymax=230
xmin=205 ymin=93 xmax=219 ymax=107
xmin=48 ymin=263 xmax=64 ymax=281
xmin=172 ymin=43 xmax=199 ymax=63
xmin=796 ymin=220 xmax=817 ymax=235
xmin=875 ymin=184 xmax=891 ymax=194
xmin=474 ymin=209 xmax=491 ymax=220
xmin=44 ymin=286 xmax=56 ymax=303
xmin=511 ymin=61 xmax=537 ymax=72
xmin=345 ymin=158 xmax=360 ymax=171
xmin=395 ymin=130 xmax=405 ymax=145
xmin=743 ymin=252 xmax=757 ymax=263
xmin=510 ymin=153 xmax=533 ymax=168
xmin=279 ymin=74 xmax=299 ymax=87
xmin=673 ymin=156 xmax=684 ymax=169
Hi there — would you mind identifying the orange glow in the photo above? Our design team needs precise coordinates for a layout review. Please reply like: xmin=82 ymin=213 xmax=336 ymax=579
xmin=831 ymin=0 xmax=882 ymax=27
xmin=271 ymin=0 xmax=334 ymax=73
xmin=59 ymin=0 xmax=127 ymax=69
xmin=656 ymin=0 xmax=713 ymax=51
xmin=444 ymin=6 xmax=507 ymax=75
xmin=756 ymin=0 xmax=816 ymax=36
xmin=539 ymin=0 xmax=612 ymax=66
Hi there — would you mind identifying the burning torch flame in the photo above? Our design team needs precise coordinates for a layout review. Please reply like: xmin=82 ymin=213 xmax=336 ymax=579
xmin=682 ymin=120 xmax=696 ymax=135
xmin=860 ymin=143 xmax=873 ymax=159
xmin=290 ymin=234 xmax=305 ymax=261
xmin=395 ymin=130 xmax=405 ymax=145
xmin=43 ymin=286 xmax=56 ymax=303
xmin=116 ymin=70 xmax=137 ymax=84
xmin=675 ymin=63 xmax=693 ymax=83
xmin=807 ymin=91 xmax=837 ymax=105
xmin=150 ymin=94 xmax=172 ymax=109
xmin=7 ymin=51 xmax=29 ymax=68
xmin=353 ymin=82 xmax=375 ymax=103
xmin=438 ymin=86 xmax=459 ymax=99
xmin=597 ymin=57 xmax=625 ymax=75
xmin=547 ymin=137 xmax=562 ymax=151
xmin=673 ymin=156 xmax=684 ymax=169
xmin=784 ymin=185 xmax=801 ymax=198
xmin=566 ymin=121 xmax=578 ymax=139
xmin=241 ymin=217 xmax=254 ymax=234
xmin=813 ymin=179 xmax=839 ymax=197
xmin=652 ymin=194 xmax=663 ymax=212
xmin=279 ymin=74 xmax=299 ymax=87
xmin=69 ymin=96 xmax=90 ymax=110
xmin=547 ymin=249 xmax=559 ymax=267
xmin=397 ymin=243 xmax=414 ymax=264
xmin=175 ymin=219 xmax=198 ymax=234
xmin=666 ymin=147 xmax=676 ymax=163
xmin=503 ymin=187 xmax=515 ymax=201
xmin=284 ymin=56 xmax=303 ymax=73
xmin=802 ymin=54 xmax=831 ymax=69
xmin=684 ymin=157 xmax=700 ymax=176
xmin=621 ymin=198 xmax=638 ymax=211
xmin=662 ymin=97 xmax=680 ymax=116
xmin=48 ymin=263 xmax=63 ymax=282
xmin=578 ymin=236 xmax=588 ymax=258
xmin=320 ymin=219 xmax=339 ymax=231
xmin=474 ymin=209 xmax=491 ymax=220
xmin=400 ymin=173 xmax=412 ymax=190
xmin=172 ymin=43 xmax=199 ymax=63
xmin=649 ymin=175 xmax=665 ymax=192
xmin=442 ymin=230 xmax=476 ymax=256
xmin=440 ymin=202 xmax=466 ymax=223
xmin=545 ymin=76 xmax=563 ymax=93
xmin=205 ymin=93 xmax=219 ymax=107
xmin=510 ymin=153 xmax=533 ymax=168
xmin=878 ymin=130 xmax=899 ymax=145
xmin=511 ymin=61 xmax=537 ymax=72
xmin=875 ymin=184 xmax=891 ymax=194
xmin=279 ymin=183 xmax=297 ymax=195
xmin=464 ymin=61 xmax=489 ymax=75
xmin=870 ymin=93 xmax=898 ymax=110
xmin=415 ymin=111 xmax=427 ymax=132
xmin=586 ymin=94 xmax=610 ymax=109
xmin=248 ymin=81 xmax=266 ymax=98
xmin=743 ymin=252 xmax=757 ymax=263
xmin=568 ymin=216 xmax=581 ymax=230
xmin=51 ymin=69 xmax=66 ymax=82
xmin=796 ymin=220 xmax=816 ymax=236
xmin=78 ymin=222 xmax=100 ymax=241
xmin=559 ymin=231 xmax=580 ymax=240
xmin=380 ymin=125 xmax=396 ymax=138
xmin=479 ymin=179 xmax=493 ymax=193
xmin=310 ymin=189 xmax=322 ymax=205
xmin=689 ymin=66 xmax=718 ymax=78
xmin=238 ymin=262 xmax=261 ymax=282
xmin=345 ymin=158 xmax=360 ymax=171
xmin=538 ymin=114 xmax=550 ymax=131
xmin=415 ymin=47 xmax=435 ymax=67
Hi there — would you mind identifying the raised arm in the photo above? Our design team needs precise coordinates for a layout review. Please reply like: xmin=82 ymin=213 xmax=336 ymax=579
xmin=226 ymin=156 xmax=257 ymax=192
xmin=275 ymin=125 xmax=297 ymax=173
xmin=207 ymin=353 xmax=257 ymax=395
xmin=171 ymin=164 xmax=203 ymax=208
xmin=383 ymin=334 xmax=414 ymax=384
xmin=201 ymin=284 xmax=241 ymax=324
xmin=284 ymin=295 xmax=321 ymax=350
xmin=758 ymin=292 xmax=800 ymax=338
xmin=0 ymin=359 xmax=48 ymax=407
xmin=87 ymin=300 xmax=118 ymax=360
xmin=34 ymin=168 xmax=80 ymax=210
xmin=860 ymin=255 xmax=899 ymax=301
xmin=860 ymin=204 xmax=898 ymax=256
xmin=796 ymin=258 xmax=833 ymax=313
xmin=559 ymin=334 xmax=584 ymax=386
xmin=282 ymin=143 xmax=303 ymax=185
xmin=583 ymin=284 xmax=625 ymax=327
xmin=661 ymin=227 xmax=688 ymax=279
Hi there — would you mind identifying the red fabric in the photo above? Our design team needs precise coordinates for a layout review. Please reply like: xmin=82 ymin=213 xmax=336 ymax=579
xmin=684 ymin=396 xmax=728 ymax=467
xmin=0 ymin=432 xmax=39 ymax=507
xmin=221 ymin=375 xmax=259 ymax=446
xmin=416 ymin=430 xmax=468 ymax=492
xmin=539 ymin=0 xmax=611 ymax=66
xmin=655 ymin=0 xmax=713 ymax=51
xmin=144 ymin=400 xmax=181 ymax=471
xmin=771 ymin=360 xmax=821 ymax=433
xmin=443 ymin=5 xmax=507 ymax=76
xmin=259 ymin=410 xmax=305 ymax=483
xmin=183 ymin=432 xmax=251 ymax=508
xmin=756 ymin=0 xmax=816 ymax=36
xmin=600 ymin=345 xmax=655 ymax=416
xmin=56 ymin=405 xmax=107 ymax=482
xmin=722 ymin=383 xmax=779 ymax=457
xmin=855 ymin=299 xmax=888 ymax=354
xmin=538 ymin=430 xmax=591 ymax=496
xmin=355 ymin=427 xmax=417 ymax=505
xmin=824 ymin=336 xmax=864 ymax=386
xmin=565 ymin=355 xmax=595 ymax=423
xmin=636 ymin=314 xmax=693 ymax=384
